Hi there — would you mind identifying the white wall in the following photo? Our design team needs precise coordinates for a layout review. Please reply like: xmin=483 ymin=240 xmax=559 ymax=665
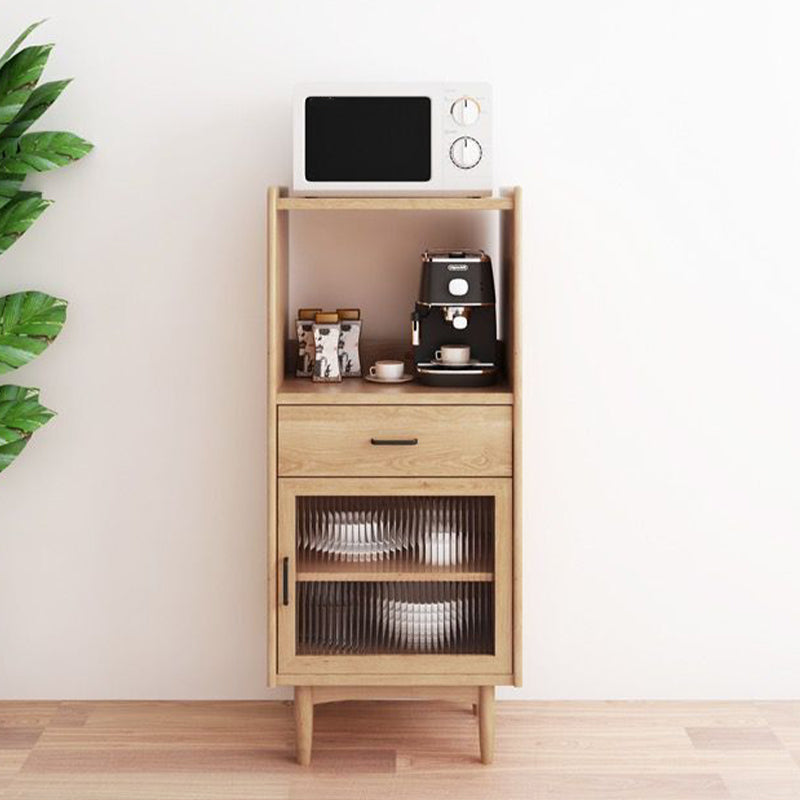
xmin=1 ymin=0 xmax=799 ymax=700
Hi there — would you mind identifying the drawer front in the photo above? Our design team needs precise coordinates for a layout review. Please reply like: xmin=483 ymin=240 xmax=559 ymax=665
xmin=278 ymin=405 xmax=512 ymax=477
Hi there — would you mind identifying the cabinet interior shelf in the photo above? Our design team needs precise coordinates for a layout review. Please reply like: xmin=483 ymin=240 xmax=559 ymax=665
xmin=296 ymin=569 xmax=494 ymax=583
xmin=277 ymin=376 xmax=513 ymax=405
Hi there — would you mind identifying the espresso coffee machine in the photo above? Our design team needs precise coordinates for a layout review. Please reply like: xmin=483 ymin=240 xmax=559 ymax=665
xmin=411 ymin=249 xmax=499 ymax=387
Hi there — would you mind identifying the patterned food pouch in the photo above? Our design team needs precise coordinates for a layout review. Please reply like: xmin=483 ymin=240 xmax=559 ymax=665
xmin=312 ymin=313 xmax=342 ymax=382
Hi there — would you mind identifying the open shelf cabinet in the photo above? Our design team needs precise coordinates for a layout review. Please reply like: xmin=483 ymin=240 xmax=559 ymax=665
xmin=267 ymin=187 xmax=521 ymax=765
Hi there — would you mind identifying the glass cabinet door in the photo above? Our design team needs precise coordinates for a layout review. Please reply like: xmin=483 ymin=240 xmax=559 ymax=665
xmin=277 ymin=478 xmax=511 ymax=677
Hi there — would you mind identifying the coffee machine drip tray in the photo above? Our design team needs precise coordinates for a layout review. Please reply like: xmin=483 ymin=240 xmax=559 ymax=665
xmin=415 ymin=364 xmax=499 ymax=387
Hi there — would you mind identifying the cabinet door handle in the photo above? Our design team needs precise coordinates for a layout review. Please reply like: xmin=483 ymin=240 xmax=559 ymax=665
xmin=282 ymin=557 xmax=289 ymax=606
xmin=370 ymin=437 xmax=419 ymax=446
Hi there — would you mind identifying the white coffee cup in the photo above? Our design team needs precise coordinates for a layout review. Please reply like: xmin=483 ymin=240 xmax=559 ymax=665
xmin=435 ymin=344 xmax=471 ymax=364
xmin=369 ymin=360 xmax=404 ymax=380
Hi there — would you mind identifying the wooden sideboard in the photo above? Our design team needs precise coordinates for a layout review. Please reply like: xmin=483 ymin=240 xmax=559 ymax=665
xmin=267 ymin=187 xmax=521 ymax=764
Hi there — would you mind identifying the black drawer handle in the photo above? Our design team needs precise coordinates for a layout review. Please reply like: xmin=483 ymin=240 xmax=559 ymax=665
xmin=370 ymin=438 xmax=419 ymax=446
xmin=282 ymin=557 xmax=289 ymax=606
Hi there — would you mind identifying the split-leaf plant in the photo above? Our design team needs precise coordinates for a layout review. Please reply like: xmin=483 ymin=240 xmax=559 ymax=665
xmin=0 ymin=20 xmax=92 ymax=473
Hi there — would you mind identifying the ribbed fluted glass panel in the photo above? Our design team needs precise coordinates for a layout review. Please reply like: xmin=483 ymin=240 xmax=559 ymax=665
xmin=296 ymin=496 xmax=494 ymax=572
xmin=297 ymin=581 xmax=494 ymax=655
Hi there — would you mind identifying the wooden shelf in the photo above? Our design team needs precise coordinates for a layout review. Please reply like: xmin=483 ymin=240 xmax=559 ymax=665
xmin=276 ymin=195 xmax=513 ymax=212
xmin=296 ymin=569 xmax=494 ymax=583
xmin=297 ymin=644 xmax=493 ymax=656
xmin=276 ymin=376 xmax=513 ymax=406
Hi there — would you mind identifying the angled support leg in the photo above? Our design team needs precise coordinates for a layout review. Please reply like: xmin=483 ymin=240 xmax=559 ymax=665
xmin=478 ymin=685 xmax=495 ymax=764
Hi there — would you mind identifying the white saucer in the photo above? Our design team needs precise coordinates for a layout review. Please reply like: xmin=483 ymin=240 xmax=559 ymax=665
xmin=364 ymin=374 xmax=414 ymax=384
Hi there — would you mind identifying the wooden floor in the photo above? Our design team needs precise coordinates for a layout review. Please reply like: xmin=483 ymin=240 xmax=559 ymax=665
xmin=2 ymin=701 xmax=800 ymax=799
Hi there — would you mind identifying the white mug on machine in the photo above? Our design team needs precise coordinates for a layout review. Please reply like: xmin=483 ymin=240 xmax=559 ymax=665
xmin=369 ymin=360 xmax=405 ymax=380
xmin=435 ymin=344 xmax=471 ymax=364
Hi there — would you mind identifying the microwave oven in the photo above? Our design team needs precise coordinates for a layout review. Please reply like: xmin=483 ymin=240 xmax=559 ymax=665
xmin=292 ymin=83 xmax=493 ymax=196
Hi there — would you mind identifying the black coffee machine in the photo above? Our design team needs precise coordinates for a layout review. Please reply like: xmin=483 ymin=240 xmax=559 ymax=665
xmin=411 ymin=249 xmax=499 ymax=387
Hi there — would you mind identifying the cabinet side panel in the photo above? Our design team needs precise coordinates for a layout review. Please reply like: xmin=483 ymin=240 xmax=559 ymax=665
xmin=513 ymin=186 xmax=523 ymax=687
xmin=511 ymin=186 xmax=524 ymax=686
xmin=268 ymin=188 xmax=288 ymax=390
xmin=267 ymin=187 xmax=288 ymax=686
xmin=501 ymin=186 xmax=523 ymax=687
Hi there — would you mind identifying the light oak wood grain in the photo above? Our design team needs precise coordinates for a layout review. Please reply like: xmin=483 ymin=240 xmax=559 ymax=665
xmin=276 ymin=195 xmax=513 ymax=211
xmin=275 ymin=672 xmax=514 ymax=686
xmin=0 ymin=728 xmax=43 ymax=749
xmin=280 ymin=653 xmax=509 ymax=676
xmin=722 ymin=774 xmax=800 ymax=800
xmin=504 ymin=185 xmax=523 ymax=688
xmin=276 ymin=375 xmax=513 ymax=405
xmin=479 ymin=685 xmax=495 ymax=764
xmin=0 ymin=702 xmax=60 ymax=728
xmin=266 ymin=187 xmax=288 ymax=687
xmin=278 ymin=405 xmax=512 ymax=477
xmin=293 ymin=687 xmax=312 ymax=766
xmin=687 ymin=727 xmax=784 ymax=750
xmin=3 ymin=701 xmax=800 ymax=799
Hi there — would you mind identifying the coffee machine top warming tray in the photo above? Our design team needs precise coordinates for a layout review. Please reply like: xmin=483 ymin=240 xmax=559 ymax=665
xmin=415 ymin=363 xmax=499 ymax=387
xmin=411 ymin=249 xmax=500 ymax=387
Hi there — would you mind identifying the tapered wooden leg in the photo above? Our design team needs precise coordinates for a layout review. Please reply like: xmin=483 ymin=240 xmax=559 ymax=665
xmin=478 ymin=685 xmax=495 ymax=764
xmin=472 ymin=703 xmax=478 ymax=716
xmin=294 ymin=686 xmax=313 ymax=766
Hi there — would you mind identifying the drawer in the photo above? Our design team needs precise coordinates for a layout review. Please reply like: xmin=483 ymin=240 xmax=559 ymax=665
xmin=278 ymin=405 xmax=512 ymax=477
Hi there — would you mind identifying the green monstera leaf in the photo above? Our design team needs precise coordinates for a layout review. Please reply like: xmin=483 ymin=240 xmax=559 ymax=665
xmin=0 ymin=20 xmax=45 ymax=69
xmin=0 ymin=436 xmax=29 ymax=471
xmin=0 ymin=131 xmax=93 ymax=174
xmin=0 ymin=190 xmax=51 ymax=254
xmin=0 ymin=23 xmax=94 ymax=479
xmin=0 ymin=173 xmax=25 ymax=210
xmin=0 ymin=384 xmax=54 ymax=472
xmin=0 ymin=291 xmax=67 ymax=374
xmin=0 ymin=79 xmax=71 ymax=142
xmin=0 ymin=44 xmax=53 ymax=132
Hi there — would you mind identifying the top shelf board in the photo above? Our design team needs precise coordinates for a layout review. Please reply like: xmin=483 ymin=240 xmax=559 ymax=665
xmin=275 ymin=195 xmax=514 ymax=212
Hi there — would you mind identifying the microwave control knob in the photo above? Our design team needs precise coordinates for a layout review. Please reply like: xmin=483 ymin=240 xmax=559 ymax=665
xmin=451 ymin=96 xmax=480 ymax=126
xmin=448 ymin=278 xmax=469 ymax=296
xmin=450 ymin=136 xmax=482 ymax=169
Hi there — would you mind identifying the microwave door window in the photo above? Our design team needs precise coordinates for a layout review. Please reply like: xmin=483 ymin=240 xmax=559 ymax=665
xmin=305 ymin=96 xmax=431 ymax=182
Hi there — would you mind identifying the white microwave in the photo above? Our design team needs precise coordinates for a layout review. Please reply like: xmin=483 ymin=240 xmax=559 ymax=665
xmin=292 ymin=83 xmax=493 ymax=196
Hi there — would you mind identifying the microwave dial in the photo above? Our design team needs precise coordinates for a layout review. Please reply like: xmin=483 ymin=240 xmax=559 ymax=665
xmin=450 ymin=136 xmax=482 ymax=170
xmin=451 ymin=96 xmax=480 ymax=126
